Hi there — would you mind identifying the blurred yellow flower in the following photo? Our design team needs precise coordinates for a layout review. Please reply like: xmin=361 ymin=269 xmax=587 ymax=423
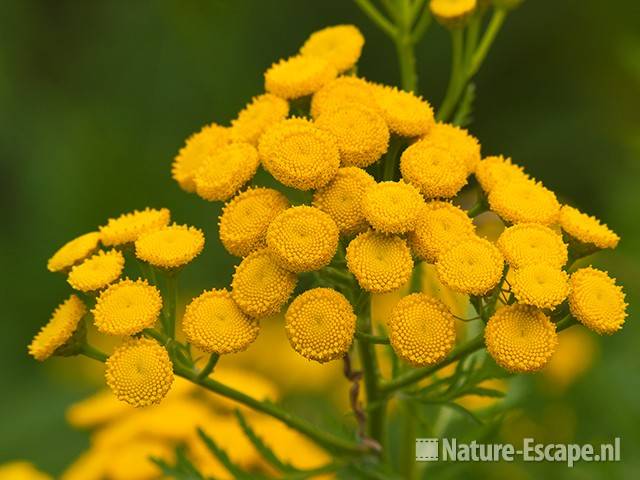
xmin=47 ymin=231 xmax=101 ymax=273
xmin=29 ymin=295 xmax=86 ymax=361
xmin=559 ymin=204 xmax=620 ymax=249
xmin=0 ymin=461 xmax=51 ymax=480
xmin=300 ymin=24 xmax=364 ymax=73
xmin=265 ymin=55 xmax=337 ymax=99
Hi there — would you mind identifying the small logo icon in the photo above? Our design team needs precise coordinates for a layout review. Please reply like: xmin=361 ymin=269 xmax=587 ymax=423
xmin=416 ymin=438 xmax=439 ymax=461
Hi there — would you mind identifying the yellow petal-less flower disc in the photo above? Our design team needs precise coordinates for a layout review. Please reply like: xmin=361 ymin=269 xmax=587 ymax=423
xmin=371 ymin=84 xmax=435 ymax=137
xmin=219 ymin=187 xmax=290 ymax=257
xmin=362 ymin=181 xmax=425 ymax=234
xmin=265 ymin=55 xmax=337 ymax=100
xmin=315 ymin=103 xmax=389 ymax=168
xmin=92 ymin=279 xmax=163 ymax=336
xmin=497 ymin=223 xmax=568 ymax=269
xmin=346 ymin=230 xmax=414 ymax=293
xmin=485 ymin=304 xmax=558 ymax=373
xmin=100 ymin=208 xmax=171 ymax=247
xmin=105 ymin=337 xmax=174 ymax=407
xmin=67 ymin=249 xmax=125 ymax=292
xmin=421 ymin=122 xmax=481 ymax=173
xmin=47 ymin=231 xmax=101 ymax=272
xmin=488 ymin=178 xmax=561 ymax=225
xmin=409 ymin=201 xmax=476 ymax=263
xmin=568 ymin=267 xmax=627 ymax=335
xmin=259 ymin=118 xmax=340 ymax=190
xmin=559 ymin=205 xmax=620 ymax=249
xmin=400 ymin=140 xmax=468 ymax=198
xmin=387 ymin=293 xmax=456 ymax=367
xmin=135 ymin=224 xmax=204 ymax=269
xmin=310 ymin=76 xmax=376 ymax=119
xmin=182 ymin=289 xmax=260 ymax=354
xmin=172 ymin=123 xmax=230 ymax=193
xmin=266 ymin=206 xmax=339 ymax=272
xmin=300 ymin=25 xmax=365 ymax=73
xmin=29 ymin=295 xmax=86 ymax=361
xmin=231 ymin=248 xmax=298 ymax=318
xmin=511 ymin=264 xmax=570 ymax=310
xmin=430 ymin=0 xmax=477 ymax=25
xmin=230 ymin=93 xmax=289 ymax=145
xmin=285 ymin=288 xmax=356 ymax=363
xmin=312 ymin=167 xmax=376 ymax=236
xmin=194 ymin=142 xmax=260 ymax=202
xmin=436 ymin=236 xmax=504 ymax=295
xmin=475 ymin=155 xmax=529 ymax=193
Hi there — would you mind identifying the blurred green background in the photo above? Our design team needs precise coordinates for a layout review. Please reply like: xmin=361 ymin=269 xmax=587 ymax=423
xmin=1 ymin=0 xmax=638 ymax=478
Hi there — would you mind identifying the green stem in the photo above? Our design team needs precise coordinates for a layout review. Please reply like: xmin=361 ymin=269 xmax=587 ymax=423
xmin=353 ymin=0 xmax=397 ymax=39
xmin=394 ymin=0 xmax=418 ymax=92
xmin=80 ymin=344 xmax=108 ymax=362
xmin=161 ymin=272 xmax=178 ymax=338
xmin=467 ymin=8 xmax=507 ymax=77
xmin=382 ymin=136 xmax=404 ymax=181
xmin=436 ymin=27 xmax=465 ymax=121
xmin=355 ymin=331 xmax=390 ymax=345
xmin=197 ymin=353 xmax=219 ymax=380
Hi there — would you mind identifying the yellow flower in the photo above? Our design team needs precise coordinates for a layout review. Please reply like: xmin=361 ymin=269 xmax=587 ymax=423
xmin=231 ymin=248 xmax=298 ymax=318
xmin=92 ymin=279 xmax=162 ymax=336
xmin=172 ymin=123 xmax=230 ymax=193
xmin=67 ymin=249 xmax=125 ymax=292
xmin=316 ymin=103 xmax=389 ymax=167
xmin=430 ymin=0 xmax=477 ymax=26
xmin=266 ymin=206 xmax=339 ymax=272
xmin=285 ymin=288 xmax=356 ymax=363
xmin=105 ymin=337 xmax=174 ymax=407
xmin=310 ymin=76 xmax=376 ymax=119
xmin=421 ymin=122 xmax=481 ymax=173
xmin=100 ymin=208 xmax=171 ymax=247
xmin=28 ymin=295 xmax=86 ymax=361
xmin=230 ymin=93 xmax=289 ymax=145
xmin=559 ymin=205 xmax=620 ymax=249
xmin=104 ymin=440 xmax=173 ymax=480
xmin=0 ymin=461 xmax=51 ymax=480
xmin=409 ymin=201 xmax=476 ymax=263
xmin=135 ymin=224 xmax=204 ymax=269
xmin=371 ymin=83 xmax=435 ymax=137
xmin=219 ymin=187 xmax=290 ymax=257
xmin=194 ymin=142 xmax=260 ymax=201
xmin=362 ymin=181 xmax=425 ymax=234
xmin=300 ymin=24 xmax=365 ymax=73
xmin=485 ymin=304 xmax=558 ymax=373
xmin=568 ymin=267 xmax=627 ymax=335
xmin=182 ymin=289 xmax=260 ymax=353
xmin=346 ymin=230 xmax=413 ymax=293
xmin=488 ymin=178 xmax=560 ymax=225
xmin=312 ymin=166 xmax=376 ymax=236
xmin=387 ymin=293 xmax=456 ymax=366
xmin=400 ymin=139 xmax=468 ymax=198
xmin=436 ymin=236 xmax=504 ymax=295
xmin=259 ymin=117 xmax=340 ymax=190
xmin=474 ymin=155 xmax=529 ymax=192
xmin=497 ymin=223 xmax=568 ymax=269
xmin=265 ymin=55 xmax=337 ymax=99
xmin=511 ymin=264 xmax=570 ymax=309
xmin=47 ymin=231 xmax=101 ymax=272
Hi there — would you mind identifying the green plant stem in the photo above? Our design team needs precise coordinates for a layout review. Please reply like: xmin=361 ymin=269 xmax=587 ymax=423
xmin=394 ymin=0 xmax=417 ymax=92
xmin=161 ymin=272 xmax=178 ymax=338
xmin=382 ymin=136 xmax=404 ymax=181
xmin=80 ymin=344 xmax=108 ymax=362
xmin=467 ymin=8 xmax=507 ymax=77
xmin=355 ymin=331 xmax=390 ymax=344
xmin=436 ymin=26 xmax=465 ymax=121
xmin=354 ymin=0 xmax=397 ymax=39
xmin=197 ymin=353 xmax=219 ymax=380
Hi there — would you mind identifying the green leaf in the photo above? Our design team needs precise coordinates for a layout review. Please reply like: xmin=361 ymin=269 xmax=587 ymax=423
xmin=441 ymin=402 xmax=484 ymax=425
xmin=460 ymin=386 xmax=506 ymax=398
xmin=150 ymin=446 xmax=206 ymax=480
xmin=197 ymin=428 xmax=258 ymax=480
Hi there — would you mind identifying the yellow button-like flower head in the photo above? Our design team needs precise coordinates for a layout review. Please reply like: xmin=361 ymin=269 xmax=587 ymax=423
xmin=194 ymin=142 xmax=260 ymax=201
xmin=421 ymin=122 xmax=481 ymax=173
xmin=231 ymin=248 xmax=298 ymax=318
xmin=182 ymin=289 xmax=260 ymax=354
xmin=312 ymin=167 xmax=376 ymax=236
xmin=266 ymin=206 xmax=339 ymax=272
xmin=265 ymin=55 xmax=337 ymax=99
xmin=497 ymin=223 xmax=568 ymax=269
xmin=362 ymin=181 xmax=425 ymax=234
xmin=172 ymin=123 xmax=230 ymax=193
xmin=569 ymin=267 xmax=627 ymax=335
xmin=436 ymin=236 xmax=504 ymax=295
xmin=219 ymin=187 xmax=290 ymax=257
xmin=474 ymin=155 xmax=529 ymax=193
xmin=559 ymin=205 xmax=620 ymax=249
xmin=485 ymin=304 xmax=557 ymax=373
xmin=93 ymin=278 xmax=163 ymax=335
xmin=488 ymin=178 xmax=560 ymax=225
xmin=230 ymin=93 xmax=289 ymax=145
xmin=388 ymin=293 xmax=456 ymax=366
xmin=371 ymin=84 xmax=435 ymax=137
xmin=300 ymin=25 xmax=365 ymax=73
xmin=29 ymin=295 xmax=86 ymax=361
xmin=311 ymin=76 xmax=376 ymax=119
xmin=285 ymin=288 xmax=356 ymax=363
xmin=430 ymin=0 xmax=477 ymax=26
xmin=346 ymin=231 xmax=413 ymax=293
xmin=409 ymin=201 xmax=476 ymax=263
xmin=511 ymin=264 xmax=570 ymax=310
xmin=67 ymin=249 xmax=125 ymax=292
xmin=100 ymin=208 xmax=171 ymax=247
xmin=105 ymin=337 xmax=174 ymax=407
xmin=316 ymin=103 xmax=389 ymax=167
xmin=47 ymin=231 xmax=101 ymax=272
xmin=135 ymin=224 xmax=205 ymax=269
